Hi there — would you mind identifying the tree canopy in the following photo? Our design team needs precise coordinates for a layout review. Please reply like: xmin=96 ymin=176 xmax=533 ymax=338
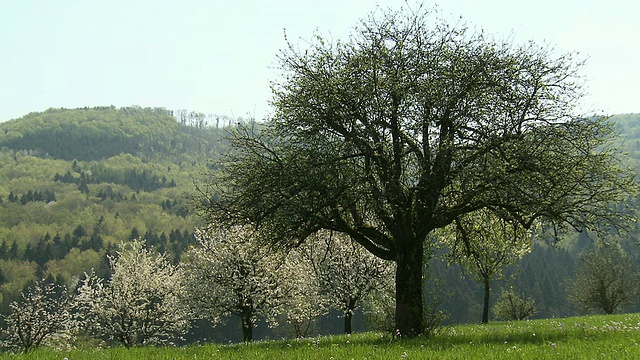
xmin=204 ymin=4 xmax=637 ymax=336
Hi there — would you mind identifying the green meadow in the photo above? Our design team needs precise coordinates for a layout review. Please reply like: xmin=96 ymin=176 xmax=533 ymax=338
xmin=5 ymin=313 xmax=639 ymax=359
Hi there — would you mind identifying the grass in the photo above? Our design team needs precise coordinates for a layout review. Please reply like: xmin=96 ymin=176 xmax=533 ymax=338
xmin=3 ymin=313 xmax=640 ymax=359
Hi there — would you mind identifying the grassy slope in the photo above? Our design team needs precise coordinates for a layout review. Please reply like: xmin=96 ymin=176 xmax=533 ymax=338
xmin=7 ymin=313 xmax=640 ymax=359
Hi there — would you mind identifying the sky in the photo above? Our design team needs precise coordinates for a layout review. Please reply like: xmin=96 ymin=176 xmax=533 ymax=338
xmin=1 ymin=0 xmax=638 ymax=122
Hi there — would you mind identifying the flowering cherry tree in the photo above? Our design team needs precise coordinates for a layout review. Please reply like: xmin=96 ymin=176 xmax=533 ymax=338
xmin=2 ymin=279 xmax=73 ymax=353
xmin=182 ymin=226 xmax=294 ymax=342
xmin=303 ymin=231 xmax=395 ymax=334
xmin=74 ymin=240 xmax=188 ymax=347
xmin=279 ymin=247 xmax=327 ymax=338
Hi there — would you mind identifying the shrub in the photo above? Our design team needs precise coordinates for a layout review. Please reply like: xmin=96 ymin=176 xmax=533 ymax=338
xmin=493 ymin=288 xmax=536 ymax=321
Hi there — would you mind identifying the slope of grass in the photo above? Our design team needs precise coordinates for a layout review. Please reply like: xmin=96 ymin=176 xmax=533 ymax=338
xmin=3 ymin=313 xmax=639 ymax=359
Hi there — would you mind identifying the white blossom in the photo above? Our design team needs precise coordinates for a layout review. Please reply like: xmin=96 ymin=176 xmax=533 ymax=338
xmin=182 ymin=226 xmax=294 ymax=341
xmin=74 ymin=239 xmax=189 ymax=347
xmin=302 ymin=231 xmax=395 ymax=334
xmin=2 ymin=279 xmax=73 ymax=353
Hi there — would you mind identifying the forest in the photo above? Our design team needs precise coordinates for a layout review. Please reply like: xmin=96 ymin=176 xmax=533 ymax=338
xmin=0 ymin=106 xmax=639 ymax=343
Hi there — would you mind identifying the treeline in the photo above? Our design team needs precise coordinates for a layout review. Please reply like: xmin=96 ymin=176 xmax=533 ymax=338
xmin=0 ymin=224 xmax=193 ymax=270
xmin=128 ymin=227 xmax=195 ymax=264
xmin=5 ymin=190 xmax=56 ymax=205
xmin=54 ymin=162 xmax=176 ymax=193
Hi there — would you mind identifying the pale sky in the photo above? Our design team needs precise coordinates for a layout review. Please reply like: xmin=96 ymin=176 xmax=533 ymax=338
xmin=1 ymin=0 xmax=638 ymax=122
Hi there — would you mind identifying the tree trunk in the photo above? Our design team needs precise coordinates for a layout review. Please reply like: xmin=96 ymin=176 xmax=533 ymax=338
xmin=344 ymin=297 xmax=357 ymax=334
xmin=482 ymin=276 xmax=490 ymax=324
xmin=241 ymin=315 xmax=253 ymax=342
xmin=344 ymin=311 xmax=352 ymax=334
xmin=395 ymin=238 xmax=424 ymax=337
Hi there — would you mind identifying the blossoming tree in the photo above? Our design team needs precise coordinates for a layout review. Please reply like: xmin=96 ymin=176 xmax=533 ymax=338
xmin=439 ymin=209 xmax=533 ymax=323
xmin=303 ymin=231 xmax=395 ymax=334
xmin=2 ymin=279 xmax=73 ymax=353
xmin=74 ymin=240 xmax=189 ymax=347
xmin=182 ymin=226 xmax=294 ymax=342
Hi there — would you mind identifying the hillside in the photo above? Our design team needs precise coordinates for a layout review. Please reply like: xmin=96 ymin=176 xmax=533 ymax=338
xmin=0 ymin=108 xmax=638 ymax=340
xmin=0 ymin=106 xmax=235 ymax=310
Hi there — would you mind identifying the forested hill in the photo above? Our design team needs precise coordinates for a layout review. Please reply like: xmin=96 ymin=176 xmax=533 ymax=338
xmin=613 ymin=113 xmax=640 ymax=161
xmin=0 ymin=106 xmax=240 ymax=313
xmin=0 ymin=106 xmax=236 ymax=162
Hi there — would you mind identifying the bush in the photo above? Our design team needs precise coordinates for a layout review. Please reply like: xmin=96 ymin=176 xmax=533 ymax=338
xmin=493 ymin=288 xmax=536 ymax=321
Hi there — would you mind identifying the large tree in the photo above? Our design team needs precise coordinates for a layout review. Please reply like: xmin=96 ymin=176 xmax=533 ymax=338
xmin=202 ymin=5 xmax=637 ymax=336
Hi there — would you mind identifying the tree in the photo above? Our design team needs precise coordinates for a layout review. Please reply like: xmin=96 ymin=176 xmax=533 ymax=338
xmin=278 ymin=248 xmax=327 ymax=338
xmin=201 ymin=4 xmax=637 ymax=336
xmin=74 ymin=240 xmax=188 ymax=347
xmin=2 ymin=279 xmax=73 ymax=353
xmin=439 ymin=209 xmax=532 ymax=323
xmin=493 ymin=287 xmax=536 ymax=321
xmin=566 ymin=244 xmax=640 ymax=314
xmin=302 ymin=231 xmax=395 ymax=334
xmin=181 ymin=227 xmax=293 ymax=342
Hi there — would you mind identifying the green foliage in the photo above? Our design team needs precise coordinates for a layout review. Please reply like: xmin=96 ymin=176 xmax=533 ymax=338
xmin=0 ymin=106 xmax=232 ymax=162
xmin=566 ymin=244 xmax=640 ymax=314
xmin=493 ymin=288 xmax=537 ymax=321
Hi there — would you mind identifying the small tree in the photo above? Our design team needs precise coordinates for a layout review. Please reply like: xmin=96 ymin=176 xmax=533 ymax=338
xmin=280 ymin=248 xmax=327 ymax=338
xmin=493 ymin=287 xmax=536 ymax=321
xmin=440 ymin=209 xmax=532 ymax=323
xmin=566 ymin=244 xmax=640 ymax=314
xmin=303 ymin=231 xmax=395 ymax=334
xmin=74 ymin=240 xmax=188 ymax=347
xmin=2 ymin=279 xmax=73 ymax=353
xmin=182 ymin=227 xmax=293 ymax=342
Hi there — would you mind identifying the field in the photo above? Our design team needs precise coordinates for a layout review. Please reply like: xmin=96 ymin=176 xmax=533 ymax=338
xmin=3 ymin=313 xmax=639 ymax=359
